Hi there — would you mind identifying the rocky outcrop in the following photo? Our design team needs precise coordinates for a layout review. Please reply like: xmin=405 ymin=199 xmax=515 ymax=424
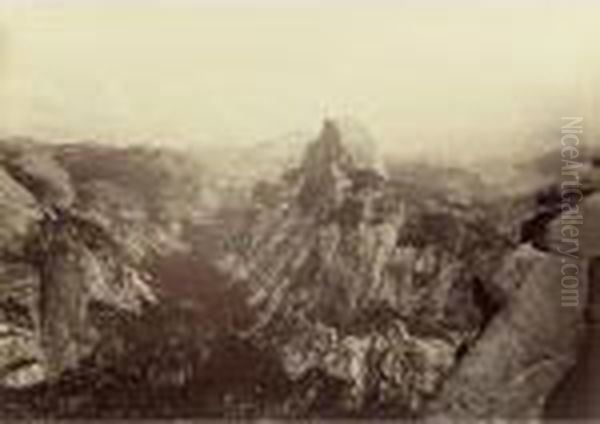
xmin=220 ymin=120 xmax=588 ymax=419
xmin=0 ymin=166 xmax=44 ymax=388
xmin=218 ymin=121 xmax=510 ymax=416
xmin=0 ymin=168 xmax=42 ymax=255
xmin=0 ymin=143 xmax=168 ymax=388
xmin=3 ymin=149 xmax=75 ymax=211
xmin=427 ymin=247 xmax=587 ymax=419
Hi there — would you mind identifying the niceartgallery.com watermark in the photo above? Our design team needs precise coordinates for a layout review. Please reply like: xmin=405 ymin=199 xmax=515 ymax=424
xmin=559 ymin=116 xmax=584 ymax=308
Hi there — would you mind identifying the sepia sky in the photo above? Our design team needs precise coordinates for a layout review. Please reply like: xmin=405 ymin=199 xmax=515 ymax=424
xmin=0 ymin=1 xmax=598 ymax=163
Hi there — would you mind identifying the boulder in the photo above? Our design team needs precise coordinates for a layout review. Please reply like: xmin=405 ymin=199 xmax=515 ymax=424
xmin=427 ymin=251 xmax=587 ymax=419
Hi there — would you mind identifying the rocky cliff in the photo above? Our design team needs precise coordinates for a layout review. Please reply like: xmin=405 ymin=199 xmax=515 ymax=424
xmin=0 ymin=125 xmax=592 ymax=420
xmin=0 ymin=141 xmax=212 ymax=389
xmin=220 ymin=120 xmax=589 ymax=419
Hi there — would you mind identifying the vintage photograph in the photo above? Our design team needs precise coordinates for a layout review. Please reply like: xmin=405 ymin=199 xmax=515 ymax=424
xmin=0 ymin=0 xmax=598 ymax=421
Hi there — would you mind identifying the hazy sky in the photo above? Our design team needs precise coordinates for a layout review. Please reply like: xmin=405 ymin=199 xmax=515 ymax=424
xmin=0 ymin=1 xmax=598 ymax=162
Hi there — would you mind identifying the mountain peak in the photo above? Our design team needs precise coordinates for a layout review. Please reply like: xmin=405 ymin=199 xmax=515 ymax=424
xmin=300 ymin=119 xmax=353 ymax=175
xmin=318 ymin=118 xmax=345 ymax=154
xmin=296 ymin=119 xmax=385 ymax=211
xmin=303 ymin=118 xmax=385 ymax=175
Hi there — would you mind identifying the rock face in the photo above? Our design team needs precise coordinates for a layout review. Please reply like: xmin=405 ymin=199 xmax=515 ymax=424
xmin=0 ymin=126 xmax=590 ymax=420
xmin=0 ymin=144 xmax=175 ymax=388
xmin=218 ymin=120 xmax=582 ymax=418
xmin=428 ymin=248 xmax=587 ymax=419
xmin=0 ymin=168 xmax=42 ymax=255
